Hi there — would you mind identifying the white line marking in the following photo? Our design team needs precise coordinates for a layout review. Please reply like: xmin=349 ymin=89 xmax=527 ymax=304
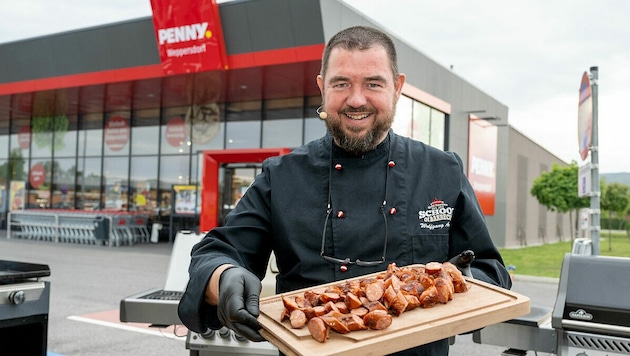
xmin=67 ymin=315 xmax=187 ymax=340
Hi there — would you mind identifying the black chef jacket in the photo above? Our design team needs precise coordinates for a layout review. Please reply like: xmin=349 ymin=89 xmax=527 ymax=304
xmin=178 ymin=130 xmax=512 ymax=355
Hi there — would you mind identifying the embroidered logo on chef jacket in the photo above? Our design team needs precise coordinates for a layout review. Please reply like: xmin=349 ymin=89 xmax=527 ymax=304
xmin=417 ymin=198 xmax=453 ymax=230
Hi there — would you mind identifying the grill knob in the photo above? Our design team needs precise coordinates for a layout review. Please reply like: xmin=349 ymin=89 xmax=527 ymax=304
xmin=218 ymin=327 xmax=232 ymax=339
xmin=9 ymin=290 xmax=25 ymax=305
xmin=199 ymin=329 xmax=215 ymax=339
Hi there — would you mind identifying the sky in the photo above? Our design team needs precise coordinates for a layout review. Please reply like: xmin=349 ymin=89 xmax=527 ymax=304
xmin=1 ymin=0 xmax=628 ymax=173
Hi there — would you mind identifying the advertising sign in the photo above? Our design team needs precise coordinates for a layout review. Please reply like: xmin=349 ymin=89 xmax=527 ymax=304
xmin=467 ymin=117 xmax=498 ymax=215
xmin=578 ymin=71 xmax=593 ymax=161
xmin=173 ymin=184 xmax=199 ymax=215
xmin=149 ymin=0 xmax=228 ymax=75
xmin=29 ymin=163 xmax=46 ymax=189
xmin=104 ymin=116 xmax=130 ymax=152
xmin=165 ymin=116 xmax=186 ymax=147
xmin=9 ymin=181 xmax=26 ymax=211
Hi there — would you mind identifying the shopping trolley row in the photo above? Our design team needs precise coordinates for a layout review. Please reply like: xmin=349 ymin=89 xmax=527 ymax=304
xmin=7 ymin=210 xmax=151 ymax=247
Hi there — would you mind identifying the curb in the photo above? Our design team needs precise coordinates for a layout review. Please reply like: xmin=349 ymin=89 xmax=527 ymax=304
xmin=511 ymin=274 xmax=559 ymax=284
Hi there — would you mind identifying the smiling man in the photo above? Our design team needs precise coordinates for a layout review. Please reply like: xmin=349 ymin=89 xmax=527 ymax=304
xmin=178 ymin=26 xmax=512 ymax=356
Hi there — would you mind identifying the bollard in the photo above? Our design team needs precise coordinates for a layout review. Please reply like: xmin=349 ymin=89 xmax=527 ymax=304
xmin=151 ymin=223 xmax=162 ymax=243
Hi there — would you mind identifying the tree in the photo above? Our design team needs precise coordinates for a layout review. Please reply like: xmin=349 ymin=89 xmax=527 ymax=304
xmin=601 ymin=180 xmax=630 ymax=249
xmin=530 ymin=162 xmax=589 ymax=241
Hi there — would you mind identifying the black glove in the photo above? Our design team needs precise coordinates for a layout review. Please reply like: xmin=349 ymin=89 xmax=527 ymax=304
xmin=217 ymin=266 xmax=265 ymax=342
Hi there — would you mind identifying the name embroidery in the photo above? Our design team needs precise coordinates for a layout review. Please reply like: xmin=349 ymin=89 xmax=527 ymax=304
xmin=418 ymin=199 xmax=453 ymax=230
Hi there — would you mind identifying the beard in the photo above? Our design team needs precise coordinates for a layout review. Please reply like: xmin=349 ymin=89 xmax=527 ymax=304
xmin=325 ymin=105 xmax=396 ymax=155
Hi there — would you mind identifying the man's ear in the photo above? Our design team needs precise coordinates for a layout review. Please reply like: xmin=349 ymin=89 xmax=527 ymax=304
xmin=394 ymin=73 xmax=406 ymax=100
xmin=317 ymin=74 xmax=324 ymax=95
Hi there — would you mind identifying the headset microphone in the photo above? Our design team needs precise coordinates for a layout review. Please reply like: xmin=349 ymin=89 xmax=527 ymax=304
xmin=316 ymin=106 xmax=328 ymax=120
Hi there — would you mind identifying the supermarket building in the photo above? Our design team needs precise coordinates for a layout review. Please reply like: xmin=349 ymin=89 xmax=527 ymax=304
xmin=0 ymin=0 xmax=571 ymax=247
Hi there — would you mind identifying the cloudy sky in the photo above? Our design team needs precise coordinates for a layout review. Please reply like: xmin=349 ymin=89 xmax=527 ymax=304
xmin=1 ymin=0 xmax=628 ymax=173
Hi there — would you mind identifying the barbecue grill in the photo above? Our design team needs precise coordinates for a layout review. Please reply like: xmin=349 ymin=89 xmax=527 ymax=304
xmin=474 ymin=253 xmax=630 ymax=355
xmin=0 ymin=259 xmax=51 ymax=356
xmin=120 ymin=230 xmax=279 ymax=355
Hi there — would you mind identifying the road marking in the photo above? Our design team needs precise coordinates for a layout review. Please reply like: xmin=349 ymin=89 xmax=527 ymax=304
xmin=67 ymin=314 xmax=187 ymax=340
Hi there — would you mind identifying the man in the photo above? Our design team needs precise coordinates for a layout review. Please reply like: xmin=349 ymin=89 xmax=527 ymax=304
xmin=178 ymin=26 xmax=512 ymax=355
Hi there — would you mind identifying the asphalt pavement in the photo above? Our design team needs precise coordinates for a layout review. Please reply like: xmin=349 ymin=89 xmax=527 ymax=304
xmin=0 ymin=232 xmax=559 ymax=356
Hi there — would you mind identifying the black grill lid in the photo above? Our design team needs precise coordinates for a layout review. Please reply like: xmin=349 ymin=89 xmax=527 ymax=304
xmin=552 ymin=254 xmax=630 ymax=330
xmin=0 ymin=260 xmax=51 ymax=283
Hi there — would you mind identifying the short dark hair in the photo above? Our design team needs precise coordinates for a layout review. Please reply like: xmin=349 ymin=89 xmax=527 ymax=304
xmin=320 ymin=26 xmax=399 ymax=80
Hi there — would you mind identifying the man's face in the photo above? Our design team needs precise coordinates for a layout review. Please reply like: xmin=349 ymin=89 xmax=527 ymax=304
xmin=317 ymin=45 xmax=405 ymax=154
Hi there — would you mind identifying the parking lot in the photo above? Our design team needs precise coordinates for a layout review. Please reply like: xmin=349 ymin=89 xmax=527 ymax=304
xmin=0 ymin=232 xmax=559 ymax=355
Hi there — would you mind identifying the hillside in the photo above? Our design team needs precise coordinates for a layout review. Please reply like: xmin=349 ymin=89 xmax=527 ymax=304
xmin=602 ymin=172 xmax=630 ymax=186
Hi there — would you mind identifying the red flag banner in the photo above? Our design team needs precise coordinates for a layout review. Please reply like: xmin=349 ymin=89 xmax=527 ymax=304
xmin=150 ymin=0 xmax=228 ymax=75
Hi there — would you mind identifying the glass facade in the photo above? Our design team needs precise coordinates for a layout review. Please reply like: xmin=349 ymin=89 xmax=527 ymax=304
xmin=0 ymin=87 xmax=446 ymax=226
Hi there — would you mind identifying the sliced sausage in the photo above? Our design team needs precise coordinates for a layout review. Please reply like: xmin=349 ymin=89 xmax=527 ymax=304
xmin=363 ymin=310 xmax=393 ymax=330
xmin=308 ymin=317 xmax=329 ymax=343
xmin=290 ymin=309 xmax=307 ymax=329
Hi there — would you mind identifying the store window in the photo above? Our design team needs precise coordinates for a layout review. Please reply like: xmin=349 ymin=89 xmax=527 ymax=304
xmin=404 ymin=98 xmax=447 ymax=150
xmin=304 ymin=118 xmax=327 ymax=143
xmin=159 ymin=154 xmax=191 ymax=215
xmin=304 ymin=97 xmax=326 ymax=143
xmin=429 ymin=109 xmax=446 ymax=150
xmin=55 ymin=114 xmax=78 ymax=158
xmin=263 ymin=98 xmax=303 ymax=148
xmin=0 ymin=117 xmax=8 ymax=159
xmin=52 ymin=157 xmax=76 ymax=208
xmin=132 ymin=109 xmax=160 ymax=155
xmin=10 ymin=117 xmax=31 ymax=157
xmin=412 ymin=101 xmax=431 ymax=144
xmin=103 ymin=156 xmax=129 ymax=210
xmin=78 ymin=113 xmax=103 ymax=157
xmin=76 ymin=157 xmax=102 ymax=210
xmin=225 ymin=100 xmax=262 ymax=149
xmin=30 ymin=116 xmax=55 ymax=159
xmin=393 ymin=95 xmax=412 ymax=137
xmin=130 ymin=155 xmax=158 ymax=213
xmin=0 ymin=158 xmax=7 ymax=214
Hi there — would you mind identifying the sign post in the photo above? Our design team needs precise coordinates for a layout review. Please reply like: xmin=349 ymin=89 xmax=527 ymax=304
xmin=589 ymin=67 xmax=600 ymax=255
xmin=578 ymin=67 xmax=600 ymax=255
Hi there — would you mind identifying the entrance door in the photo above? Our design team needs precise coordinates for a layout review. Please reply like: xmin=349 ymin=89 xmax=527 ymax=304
xmin=218 ymin=164 xmax=260 ymax=226
xmin=200 ymin=148 xmax=290 ymax=232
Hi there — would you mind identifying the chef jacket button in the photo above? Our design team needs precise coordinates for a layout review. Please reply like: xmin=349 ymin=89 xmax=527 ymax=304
xmin=334 ymin=163 xmax=342 ymax=170
xmin=340 ymin=265 xmax=348 ymax=272
xmin=389 ymin=207 xmax=397 ymax=215
xmin=388 ymin=160 xmax=396 ymax=168
xmin=336 ymin=210 xmax=345 ymax=218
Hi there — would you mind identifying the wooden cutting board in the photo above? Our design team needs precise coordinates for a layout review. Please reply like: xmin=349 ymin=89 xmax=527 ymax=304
xmin=259 ymin=266 xmax=529 ymax=356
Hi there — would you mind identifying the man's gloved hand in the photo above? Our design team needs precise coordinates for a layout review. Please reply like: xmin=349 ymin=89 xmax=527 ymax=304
xmin=217 ymin=267 xmax=265 ymax=342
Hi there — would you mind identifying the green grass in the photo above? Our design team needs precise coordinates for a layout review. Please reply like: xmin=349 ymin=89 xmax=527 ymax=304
xmin=498 ymin=230 xmax=630 ymax=278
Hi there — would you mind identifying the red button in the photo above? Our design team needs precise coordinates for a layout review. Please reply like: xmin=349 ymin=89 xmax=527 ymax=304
xmin=389 ymin=207 xmax=397 ymax=215
xmin=388 ymin=161 xmax=396 ymax=168
xmin=337 ymin=211 xmax=345 ymax=218
xmin=335 ymin=163 xmax=342 ymax=170
xmin=340 ymin=265 xmax=348 ymax=272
